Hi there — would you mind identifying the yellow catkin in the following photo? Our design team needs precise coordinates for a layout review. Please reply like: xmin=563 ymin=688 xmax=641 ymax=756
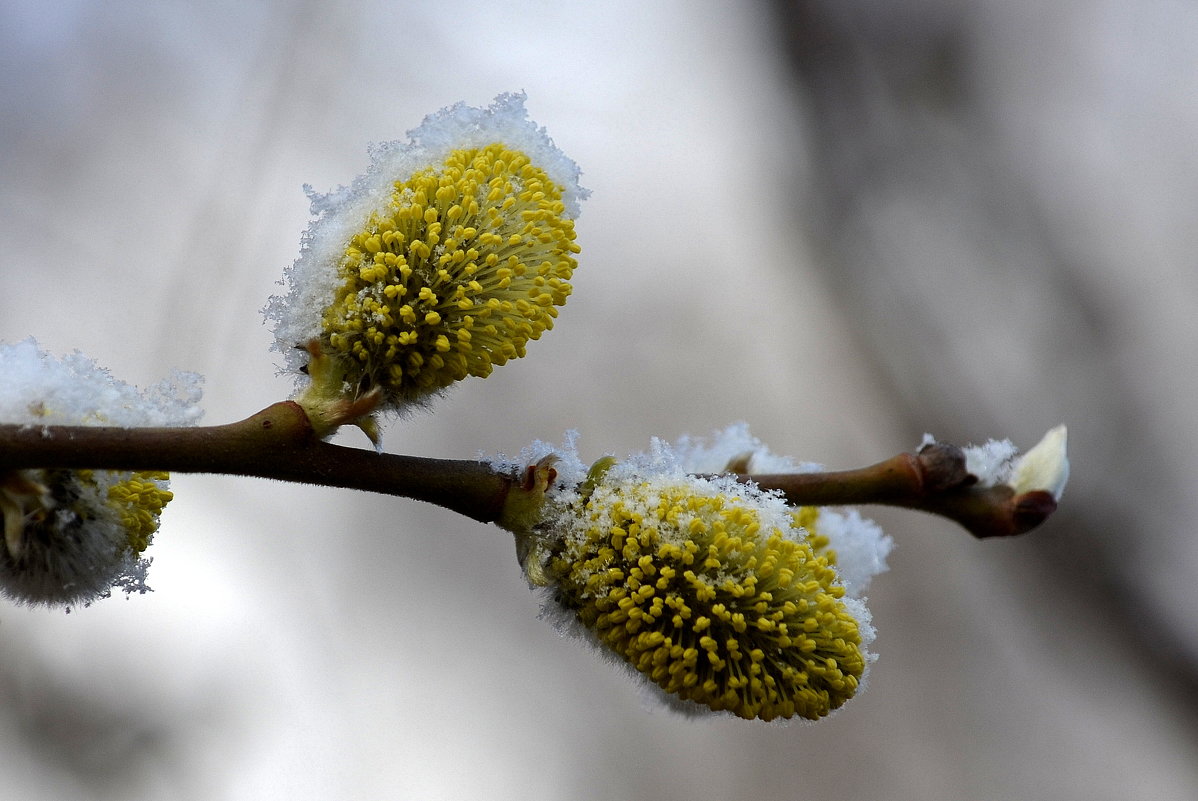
xmin=546 ymin=475 xmax=865 ymax=722
xmin=322 ymin=143 xmax=580 ymax=403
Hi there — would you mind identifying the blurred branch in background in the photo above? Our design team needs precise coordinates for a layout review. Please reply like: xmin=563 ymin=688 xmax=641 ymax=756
xmin=771 ymin=0 xmax=1198 ymax=720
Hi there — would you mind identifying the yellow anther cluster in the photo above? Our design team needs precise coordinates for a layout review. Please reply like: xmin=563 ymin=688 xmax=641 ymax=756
xmin=71 ymin=469 xmax=173 ymax=554
xmin=546 ymin=476 xmax=865 ymax=721
xmin=105 ymin=471 xmax=173 ymax=553
xmin=323 ymin=143 xmax=580 ymax=403
xmin=794 ymin=505 xmax=834 ymax=563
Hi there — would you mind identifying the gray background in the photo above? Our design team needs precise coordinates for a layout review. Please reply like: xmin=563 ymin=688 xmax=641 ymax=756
xmin=2 ymin=1 xmax=1196 ymax=799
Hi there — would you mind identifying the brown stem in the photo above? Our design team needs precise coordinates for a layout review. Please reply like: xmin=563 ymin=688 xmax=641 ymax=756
xmin=0 ymin=402 xmax=512 ymax=523
xmin=0 ymin=411 xmax=1058 ymax=537
xmin=746 ymin=442 xmax=1057 ymax=538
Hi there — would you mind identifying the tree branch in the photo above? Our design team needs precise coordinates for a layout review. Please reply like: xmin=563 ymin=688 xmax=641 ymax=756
xmin=0 ymin=407 xmax=1058 ymax=537
xmin=0 ymin=402 xmax=512 ymax=524
xmin=746 ymin=442 xmax=1058 ymax=538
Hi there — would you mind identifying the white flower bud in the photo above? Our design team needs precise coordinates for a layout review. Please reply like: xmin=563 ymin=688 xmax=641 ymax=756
xmin=955 ymin=424 xmax=1070 ymax=500
xmin=1009 ymin=425 xmax=1069 ymax=499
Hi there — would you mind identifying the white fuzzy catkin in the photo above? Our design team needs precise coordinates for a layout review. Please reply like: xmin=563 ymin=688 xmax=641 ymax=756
xmin=0 ymin=339 xmax=203 ymax=606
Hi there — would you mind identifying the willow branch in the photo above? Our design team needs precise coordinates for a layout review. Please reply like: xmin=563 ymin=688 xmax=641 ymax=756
xmin=0 ymin=402 xmax=512 ymax=524
xmin=0 ymin=408 xmax=1057 ymax=537
xmin=745 ymin=442 xmax=1058 ymax=539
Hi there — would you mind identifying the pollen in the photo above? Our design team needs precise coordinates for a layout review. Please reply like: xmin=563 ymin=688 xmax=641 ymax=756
xmin=544 ymin=468 xmax=866 ymax=722
xmin=321 ymin=143 xmax=580 ymax=404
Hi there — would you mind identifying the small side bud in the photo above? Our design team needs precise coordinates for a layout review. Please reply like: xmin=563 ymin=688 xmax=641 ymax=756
xmin=292 ymin=340 xmax=383 ymax=444
xmin=945 ymin=425 xmax=1070 ymax=537
xmin=498 ymin=455 xmax=559 ymax=587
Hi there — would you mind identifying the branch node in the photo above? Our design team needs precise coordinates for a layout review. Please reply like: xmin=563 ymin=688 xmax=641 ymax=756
xmin=915 ymin=441 xmax=973 ymax=492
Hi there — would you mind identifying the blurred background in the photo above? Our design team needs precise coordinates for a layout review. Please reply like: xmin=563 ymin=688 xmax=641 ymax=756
xmin=2 ymin=0 xmax=1196 ymax=798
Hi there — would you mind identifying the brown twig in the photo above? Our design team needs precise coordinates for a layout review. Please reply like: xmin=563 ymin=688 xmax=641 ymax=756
xmin=0 ymin=402 xmax=512 ymax=524
xmin=0 ymin=408 xmax=1058 ymax=537
xmin=746 ymin=442 xmax=1057 ymax=538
